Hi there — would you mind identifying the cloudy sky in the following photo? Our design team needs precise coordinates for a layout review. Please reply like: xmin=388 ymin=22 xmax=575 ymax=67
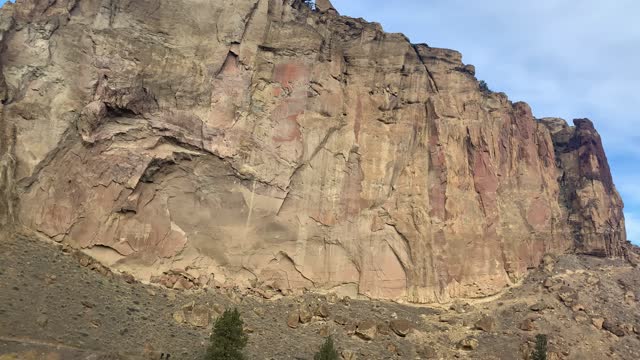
xmin=332 ymin=0 xmax=640 ymax=244
xmin=1 ymin=0 xmax=638 ymax=244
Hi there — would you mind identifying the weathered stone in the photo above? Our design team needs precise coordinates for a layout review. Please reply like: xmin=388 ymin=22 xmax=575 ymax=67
xmin=592 ymin=317 xmax=605 ymax=329
xmin=586 ymin=275 xmax=600 ymax=286
xmin=386 ymin=342 xmax=399 ymax=355
xmin=319 ymin=324 xmax=333 ymax=337
xmin=315 ymin=0 xmax=337 ymax=14
xmin=417 ymin=345 xmax=438 ymax=359
xmin=253 ymin=307 xmax=265 ymax=317
xmin=345 ymin=323 xmax=357 ymax=336
xmin=121 ymin=272 xmax=135 ymax=284
xmin=36 ymin=314 xmax=48 ymax=328
xmin=574 ymin=313 xmax=589 ymax=323
xmin=529 ymin=301 xmax=548 ymax=312
xmin=439 ymin=315 xmax=462 ymax=326
xmin=571 ymin=303 xmax=586 ymax=313
xmin=376 ymin=322 xmax=392 ymax=336
xmin=450 ymin=301 xmax=472 ymax=314
xmin=78 ymin=257 xmax=90 ymax=267
xmin=541 ymin=254 xmax=556 ymax=273
xmin=299 ymin=306 xmax=313 ymax=324
xmin=389 ymin=319 xmax=413 ymax=337
xmin=314 ymin=303 xmax=330 ymax=318
xmin=519 ymin=318 xmax=536 ymax=331
xmin=557 ymin=286 xmax=578 ymax=306
xmin=458 ymin=337 xmax=479 ymax=350
xmin=173 ymin=302 xmax=211 ymax=328
xmin=334 ymin=315 xmax=348 ymax=325
xmin=287 ymin=311 xmax=300 ymax=329
xmin=0 ymin=0 xmax=628 ymax=306
xmin=341 ymin=350 xmax=357 ymax=360
xmin=355 ymin=320 xmax=377 ymax=340
xmin=474 ymin=315 xmax=496 ymax=332
xmin=620 ymin=323 xmax=634 ymax=335
xmin=603 ymin=319 xmax=625 ymax=337
xmin=325 ymin=293 xmax=339 ymax=304
xmin=543 ymin=278 xmax=554 ymax=289
xmin=212 ymin=304 xmax=225 ymax=316
xmin=172 ymin=311 xmax=185 ymax=325
xmin=624 ymin=290 xmax=636 ymax=305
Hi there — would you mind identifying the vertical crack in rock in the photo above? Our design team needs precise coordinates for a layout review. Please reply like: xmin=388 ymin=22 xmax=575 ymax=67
xmin=412 ymin=44 xmax=439 ymax=93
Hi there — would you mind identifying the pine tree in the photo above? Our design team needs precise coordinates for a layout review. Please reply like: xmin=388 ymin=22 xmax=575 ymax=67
xmin=531 ymin=334 xmax=547 ymax=360
xmin=205 ymin=308 xmax=248 ymax=360
xmin=314 ymin=336 xmax=339 ymax=360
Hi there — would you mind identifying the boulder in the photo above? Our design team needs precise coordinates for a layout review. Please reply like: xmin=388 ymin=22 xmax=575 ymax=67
xmin=458 ymin=337 xmax=479 ymax=350
xmin=355 ymin=320 xmax=377 ymax=340
xmin=314 ymin=303 xmax=330 ymax=318
xmin=519 ymin=318 xmax=536 ymax=332
xmin=334 ymin=315 xmax=348 ymax=326
xmin=173 ymin=302 xmax=211 ymax=327
xmin=557 ymin=286 xmax=578 ymax=306
xmin=529 ymin=301 xmax=548 ymax=312
xmin=389 ymin=319 xmax=413 ymax=337
xmin=603 ymin=319 xmax=626 ymax=337
xmin=341 ymin=350 xmax=357 ymax=360
xmin=319 ymin=324 xmax=333 ymax=337
xmin=287 ymin=311 xmax=300 ymax=329
xmin=474 ymin=315 xmax=496 ymax=332
xmin=591 ymin=317 xmax=605 ymax=329
xmin=624 ymin=290 xmax=636 ymax=305
xmin=299 ymin=306 xmax=313 ymax=324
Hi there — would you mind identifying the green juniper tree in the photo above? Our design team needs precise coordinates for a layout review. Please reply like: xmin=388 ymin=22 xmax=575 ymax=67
xmin=205 ymin=308 xmax=248 ymax=360
xmin=314 ymin=336 xmax=339 ymax=360
xmin=531 ymin=334 xmax=547 ymax=360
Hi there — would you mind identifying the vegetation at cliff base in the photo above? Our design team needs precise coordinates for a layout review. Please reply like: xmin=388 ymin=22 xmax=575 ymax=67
xmin=205 ymin=308 xmax=248 ymax=360
xmin=314 ymin=336 xmax=339 ymax=360
xmin=531 ymin=334 xmax=548 ymax=360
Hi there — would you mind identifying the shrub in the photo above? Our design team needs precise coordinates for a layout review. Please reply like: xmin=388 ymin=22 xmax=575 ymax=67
xmin=205 ymin=308 xmax=248 ymax=360
xmin=314 ymin=336 xmax=339 ymax=360
xmin=531 ymin=334 xmax=547 ymax=360
xmin=479 ymin=80 xmax=491 ymax=93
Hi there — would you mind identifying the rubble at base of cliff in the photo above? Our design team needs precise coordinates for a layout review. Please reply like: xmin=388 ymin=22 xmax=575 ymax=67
xmin=1 ymin=235 xmax=640 ymax=359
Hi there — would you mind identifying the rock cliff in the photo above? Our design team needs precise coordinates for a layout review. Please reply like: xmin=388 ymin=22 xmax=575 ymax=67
xmin=0 ymin=0 xmax=628 ymax=303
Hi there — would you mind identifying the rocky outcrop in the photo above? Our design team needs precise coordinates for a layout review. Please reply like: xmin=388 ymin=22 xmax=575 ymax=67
xmin=540 ymin=118 xmax=626 ymax=257
xmin=0 ymin=0 xmax=628 ymax=303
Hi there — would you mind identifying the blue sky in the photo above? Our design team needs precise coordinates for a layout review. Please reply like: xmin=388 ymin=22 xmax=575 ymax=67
xmin=333 ymin=0 xmax=640 ymax=245
xmin=1 ymin=0 xmax=638 ymax=244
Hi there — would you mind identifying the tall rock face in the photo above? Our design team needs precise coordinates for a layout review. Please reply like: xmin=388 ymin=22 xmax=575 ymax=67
xmin=0 ymin=0 xmax=628 ymax=302
xmin=540 ymin=118 xmax=626 ymax=258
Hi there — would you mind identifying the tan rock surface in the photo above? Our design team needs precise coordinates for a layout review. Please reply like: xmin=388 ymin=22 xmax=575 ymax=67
xmin=0 ymin=0 xmax=629 ymax=304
